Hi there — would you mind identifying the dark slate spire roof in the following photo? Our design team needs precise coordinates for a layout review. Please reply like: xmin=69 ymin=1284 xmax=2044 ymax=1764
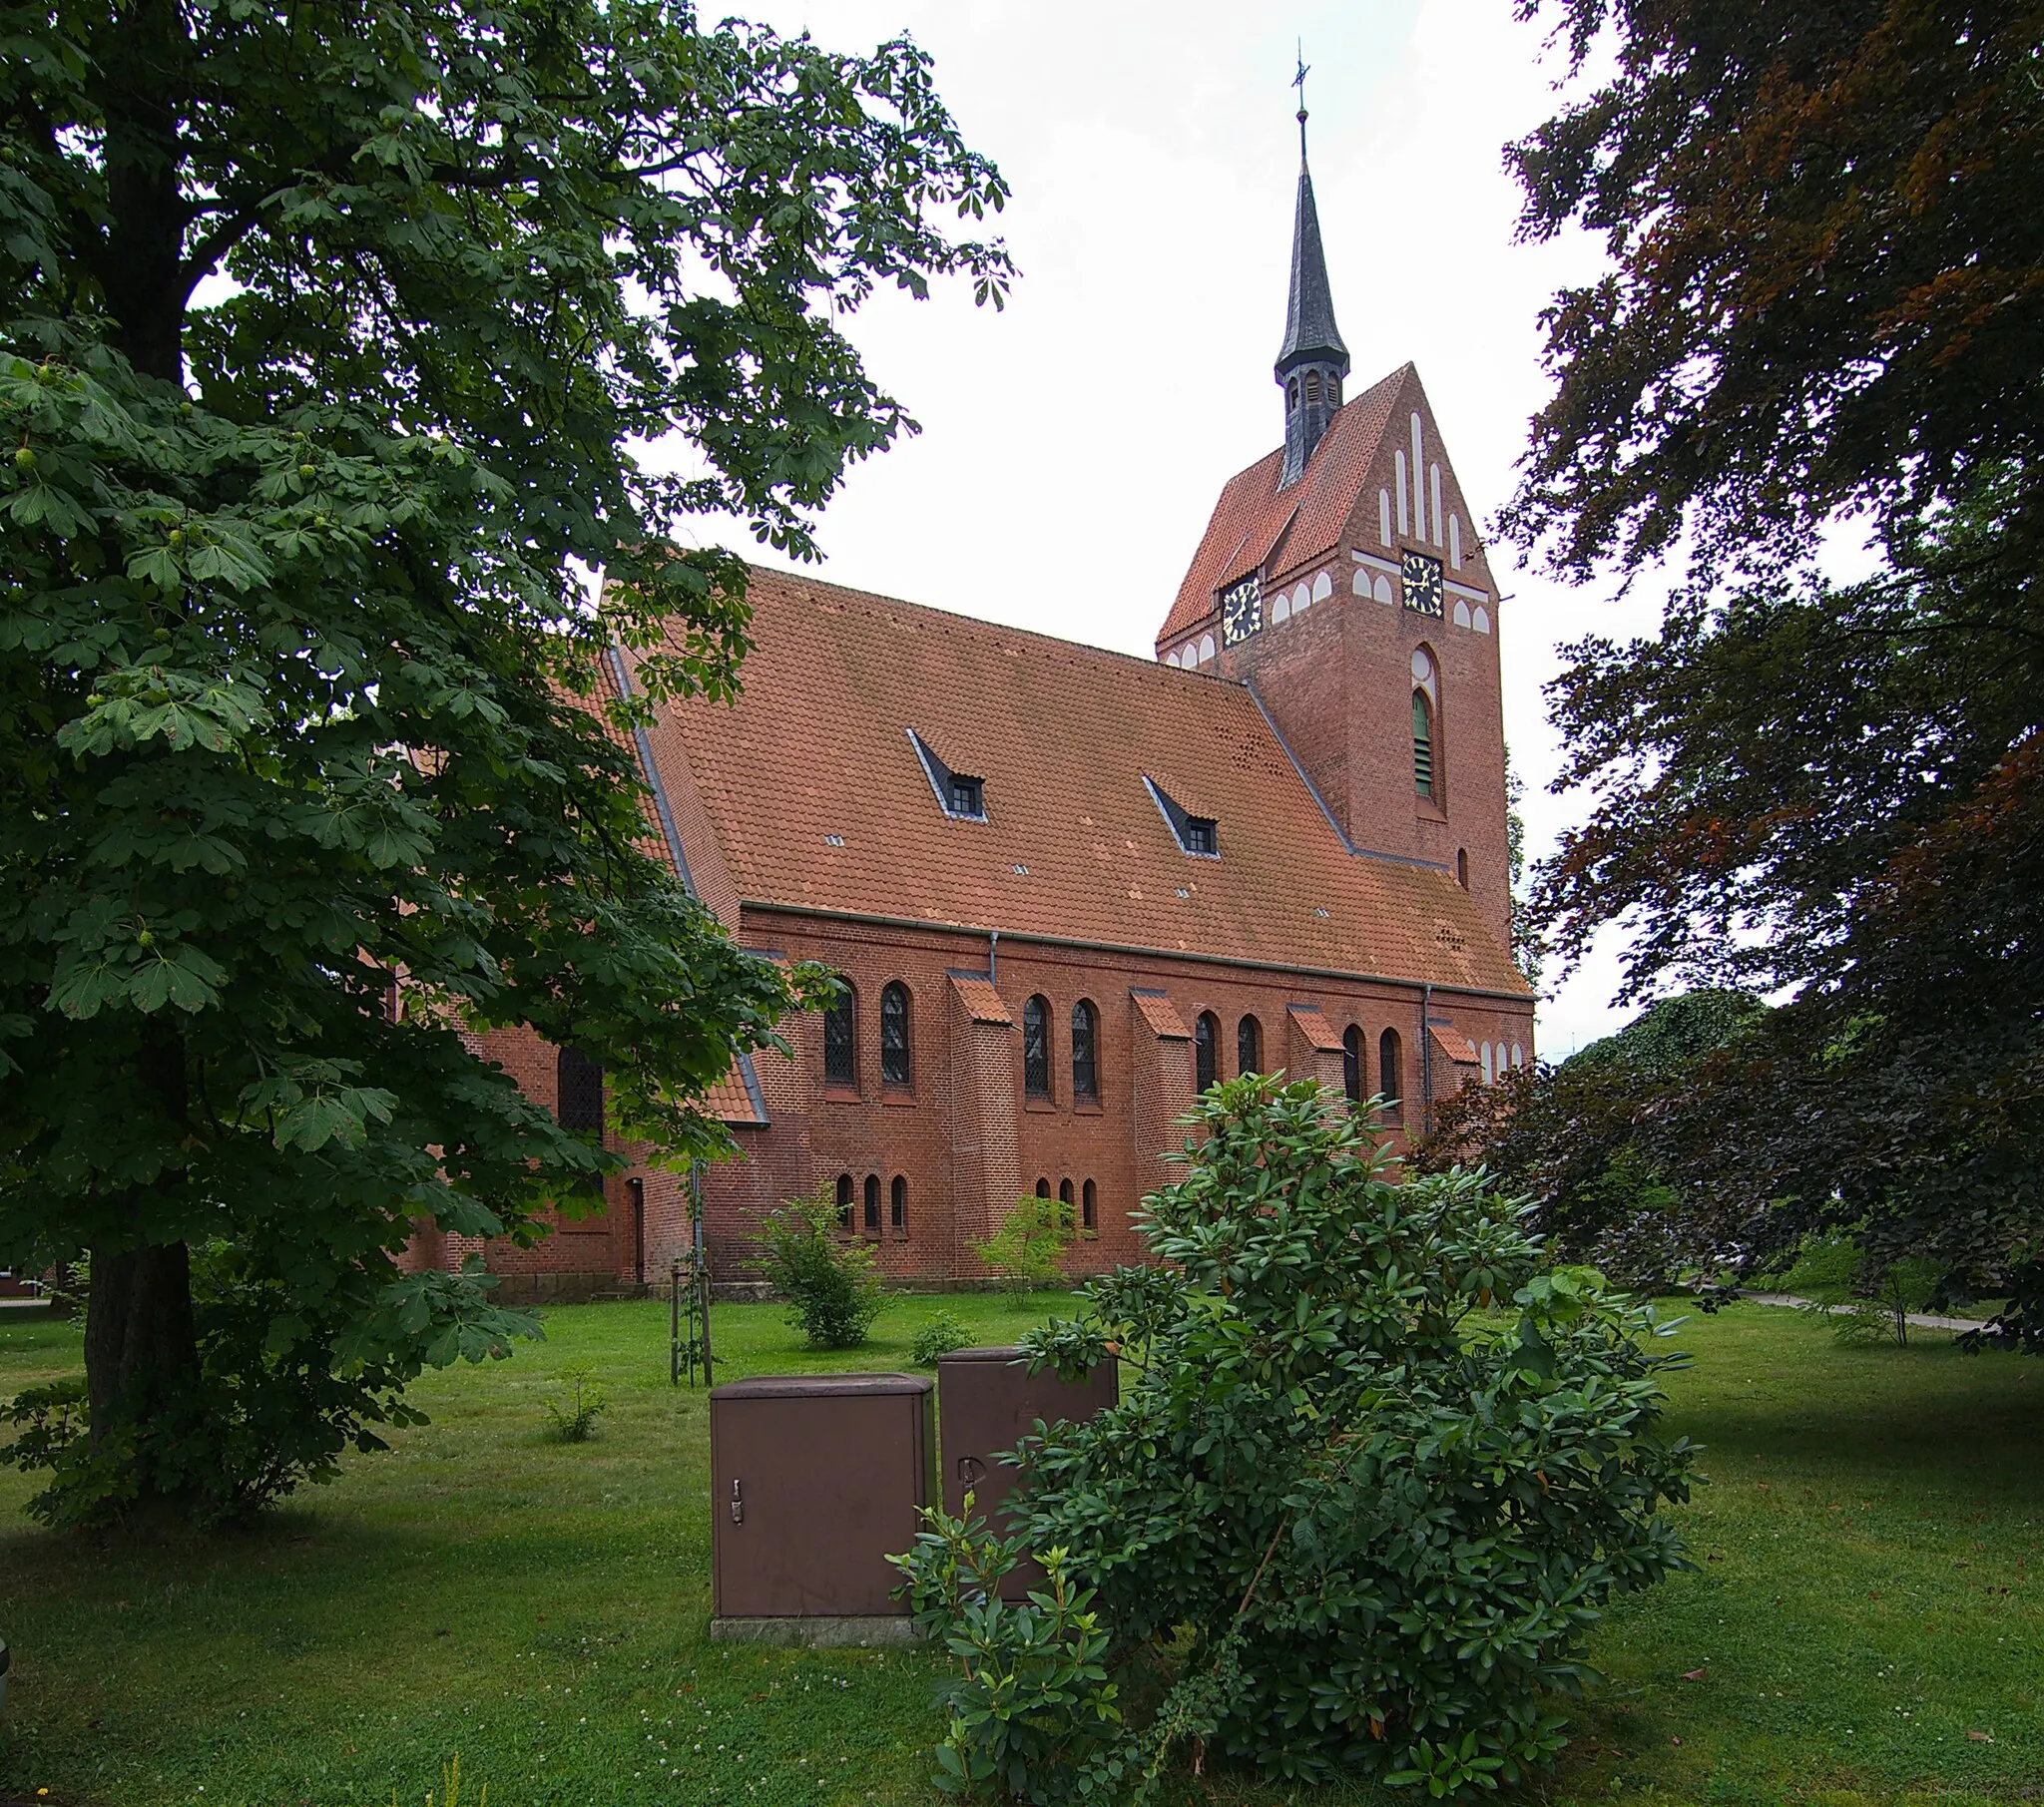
xmin=1275 ymin=157 xmax=1349 ymax=380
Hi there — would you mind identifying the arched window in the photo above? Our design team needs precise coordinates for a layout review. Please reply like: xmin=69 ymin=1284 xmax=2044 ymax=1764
xmin=1022 ymin=994 xmax=1052 ymax=1100
xmin=822 ymin=982 xmax=856 ymax=1088
xmin=1035 ymin=1176 xmax=1052 ymax=1198
xmin=557 ymin=1046 xmax=605 ymax=1136
xmin=879 ymin=981 xmax=911 ymax=1087
xmin=1195 ymin=1011 xmax=1219 ymax=1093
xmin=1082 ymin=1178 xmax=1097 ymax=1230
xmin=1304 ymin=370 xmax=1322 ymax=406
xmin=863 ymin=1173 xmax=880 ymax=1233
xmin=1412 ymin=690 xmax=1435 ymax=799
xmin=1071 ymin=999 xmax=1100 ymax=1100
xmin=1342 ymin=1025 xmax=1364 ymax=1104
xmin=557 ymin=1046 xmax=605 ymax=1197
xmin=1481 ymin=1042 xmax=1495 ymax=1085
xmin=1378 ymin=1028 xmax=1404 ymax=1119
xmin=1286 ymin=377 xmax=1299 ymax=409
xmin=1059 ymin=1177 xmax=1074 ymax=1207
xmin=1456 ymin=848 xmax=1469 ymax=890
xmin=835 ymin=1172 xmax=854 ymax=1230
xmin=891 ymin=1174 xmax=908 ymax=1232
xmin=1237 ymin=1014 xmax=1262 ymax=1076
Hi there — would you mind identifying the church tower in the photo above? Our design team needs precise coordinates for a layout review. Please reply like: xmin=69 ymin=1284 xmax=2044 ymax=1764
xmin=1155 ymin=109 xmax=1515 ymax=951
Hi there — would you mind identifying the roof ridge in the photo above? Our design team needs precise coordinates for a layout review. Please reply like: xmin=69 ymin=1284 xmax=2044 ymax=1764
xmin=741 ymin=562 xmax=1250 ymax=687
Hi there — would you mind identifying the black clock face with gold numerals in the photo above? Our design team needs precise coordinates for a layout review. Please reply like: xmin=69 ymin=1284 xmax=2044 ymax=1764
xmin=1219 ymin=576 xmax=1263 ymax=646
xmin=1400 ymin=549 xmax=1444 ymax=618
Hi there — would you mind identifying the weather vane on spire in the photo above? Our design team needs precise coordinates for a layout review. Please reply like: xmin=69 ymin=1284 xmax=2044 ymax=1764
xmin=1293 ymin=40 xmax=1310 ymax=160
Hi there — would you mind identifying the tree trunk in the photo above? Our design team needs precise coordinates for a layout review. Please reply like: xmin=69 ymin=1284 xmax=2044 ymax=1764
xmin=85 ymin=1237 xmax=199 ymax=1463
xmin=95 ymin=0 xmax=195 ymax=383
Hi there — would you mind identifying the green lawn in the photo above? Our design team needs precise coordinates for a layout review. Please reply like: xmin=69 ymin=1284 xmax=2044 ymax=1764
xmin=0 ymin=1297 xmax=2038 ymax=1807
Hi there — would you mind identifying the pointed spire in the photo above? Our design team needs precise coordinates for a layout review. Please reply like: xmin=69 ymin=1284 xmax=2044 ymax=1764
xmin=1276 ymin=82 xmax=1348 ymax=378
xmin=1276 ymin=56 xmax=1349 ymax=486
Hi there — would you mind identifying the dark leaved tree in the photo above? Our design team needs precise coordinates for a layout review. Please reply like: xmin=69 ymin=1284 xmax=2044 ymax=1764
xmin=0 ymin=0 xmax=1011 ymax=1523
xmin=1504 ymin=0 xmax=2044 ymax=1338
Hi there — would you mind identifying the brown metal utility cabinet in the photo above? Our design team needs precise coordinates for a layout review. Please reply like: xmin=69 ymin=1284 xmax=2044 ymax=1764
xmin=709 ymin=1373 xmax=934 ymax=1641
xmin=936 ymin=1345 xmax=1118 ymax=1599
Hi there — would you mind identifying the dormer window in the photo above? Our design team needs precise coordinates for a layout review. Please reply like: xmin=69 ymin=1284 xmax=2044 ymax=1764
xmin=1146 ymin=776 xmax=1219 ymax=858
xmin=908 ymin=728 xmax=987 ymax=821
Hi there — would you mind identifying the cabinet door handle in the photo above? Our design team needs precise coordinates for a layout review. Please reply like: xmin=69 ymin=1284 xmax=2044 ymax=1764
xmin=730 ymin=1478 xmax=744 ymax=1525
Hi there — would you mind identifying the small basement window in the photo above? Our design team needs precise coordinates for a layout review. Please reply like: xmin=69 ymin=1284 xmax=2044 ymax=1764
xmin=1145 ymin=776 xmax=1219 ymax=858
xmin=908 ymin=728 xmax=988 ymax=821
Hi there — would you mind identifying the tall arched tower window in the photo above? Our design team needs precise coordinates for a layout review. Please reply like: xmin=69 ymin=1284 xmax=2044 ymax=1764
xmin=1022 ymin=994 xmax=1052 ymax=1099
xmin=1342 ymin=1025 xmax=1364 ymax=1104
xmin=879 ymin=982 xmax=912 ymax=1087
xmin=1378 ymin=1028 xmax=1404 ymax=1120
xmin=1195 ymin=1012 xmax=1219 ymax=1093
xmin=1237 ymin=1014 xmax=1262 ymax=1076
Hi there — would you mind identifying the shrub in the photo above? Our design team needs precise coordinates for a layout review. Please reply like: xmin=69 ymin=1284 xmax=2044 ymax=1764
xmin=974 ymin=1193 xmax=1076 ymax=1293
xmin=911 ymin=1310 xmax=972 ymax=1367
xmin=541 ymin=1362 xmax=608 ymax=1442
xmin=757 ymin=1188 xmax=883 ymax=1349
xmin=892 ymin=1508 xmax=1125 ymax=1801
xmin=904 ymin=1075 xmax=1697 ymax=1799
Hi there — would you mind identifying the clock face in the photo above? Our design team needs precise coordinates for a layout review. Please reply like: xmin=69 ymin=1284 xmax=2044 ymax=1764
xmin=1400 ymin=550 xmax=1444 ymax=618
xmin=1219 ymin=576 xmax=1263 ymax=646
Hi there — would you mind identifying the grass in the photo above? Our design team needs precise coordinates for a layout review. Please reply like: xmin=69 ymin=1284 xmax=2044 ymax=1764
xmin=0 ymin=1296 xmax=2038 ymax=1807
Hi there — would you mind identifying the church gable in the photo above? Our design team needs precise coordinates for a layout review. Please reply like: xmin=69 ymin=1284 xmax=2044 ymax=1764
xmin=1335 ymin=369 xmax=1499 ymax=631
xmin=1159 ymin=365 xmax=1499 ymax=661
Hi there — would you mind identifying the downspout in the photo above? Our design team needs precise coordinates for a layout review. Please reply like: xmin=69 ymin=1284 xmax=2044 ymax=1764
xmin=1420 ymin=982 xmax=1434 ymax=1137
xmin=988 ymin=929 xmax=999 ymax=985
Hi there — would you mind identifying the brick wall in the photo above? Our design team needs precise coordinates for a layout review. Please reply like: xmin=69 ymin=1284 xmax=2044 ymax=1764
xmin=405 ymin=919 xmax=1532 ymax=1297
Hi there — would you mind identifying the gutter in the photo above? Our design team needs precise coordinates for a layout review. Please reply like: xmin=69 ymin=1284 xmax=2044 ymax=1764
xmin=741 ymin=900 xmax=1535 ymax=1008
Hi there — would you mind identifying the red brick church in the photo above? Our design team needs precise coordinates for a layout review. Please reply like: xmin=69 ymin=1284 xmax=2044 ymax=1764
xmin=415 ymin=140 xmax=1535 ymax=1297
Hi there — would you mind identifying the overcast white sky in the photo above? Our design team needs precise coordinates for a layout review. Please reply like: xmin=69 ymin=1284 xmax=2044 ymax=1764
xmin=713 ymin=0 xmax=1666 ymax=1055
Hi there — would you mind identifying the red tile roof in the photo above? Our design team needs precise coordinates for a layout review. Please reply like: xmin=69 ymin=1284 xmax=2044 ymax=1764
xmin=1287 ymin=1004 xmax=1347 ymax=1053
xmin=1430 ymin=1024 xmax=1479 ymax=1068
xmin=703 ymin=1059 xmax=767 ymax=1126
xmin=1131 ymin=989 xmax=1193 ymax=1040
xmin=634 ymin=568 xmax=1529 ymax=1000
xmin=949 ymin=972 xmax=1014 ymax=1027
xmin=1161 ymin=364 xmax=1410 ymax=646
